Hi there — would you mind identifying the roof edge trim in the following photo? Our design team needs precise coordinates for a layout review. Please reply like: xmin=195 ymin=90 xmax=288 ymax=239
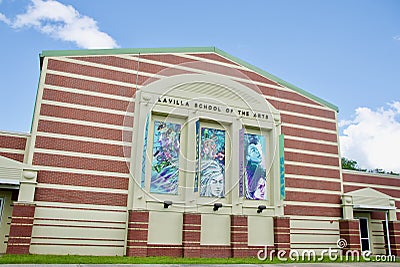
xmin=40 ymin=47 xmax=215 ymax=57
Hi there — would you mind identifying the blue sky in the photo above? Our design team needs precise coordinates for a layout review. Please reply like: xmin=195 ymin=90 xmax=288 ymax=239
xmin=0 ymin=0 xmax=399 ymax=172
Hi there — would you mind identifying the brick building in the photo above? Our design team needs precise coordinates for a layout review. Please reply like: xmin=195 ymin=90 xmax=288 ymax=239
xmin=0 ymin=47 xmax=399 ymax=257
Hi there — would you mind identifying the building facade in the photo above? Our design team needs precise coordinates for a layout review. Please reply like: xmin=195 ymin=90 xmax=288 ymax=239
xmin=0 ymin=47 xmax=399 ymax=257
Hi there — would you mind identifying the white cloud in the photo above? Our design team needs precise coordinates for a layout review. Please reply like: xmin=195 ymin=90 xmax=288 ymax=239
xmin=2 ymin=0 xmax=118 ymax=49
xmin=340 ymin=101 xmax=400 ymax=173
xmin=394 ymin=35 xmax=400 ymax=41
xmin=0 ymin=12 xmax=11 ymax=24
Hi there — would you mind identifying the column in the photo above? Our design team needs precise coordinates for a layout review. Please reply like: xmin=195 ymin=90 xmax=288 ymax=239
xmin=182 ymin=213 xmax=201 ymax=257
xmin=126 ymin=210 xmax=149 ymax=257
xmin=6 ymin=203 xmax=35 ymax=254
xmin=274 ymin=217 xmax=290 ymax=254
xmin=388 ymin=221 xmax=400 ymax=256
xmin=339 ymin=219 xmax=361 ymax=252
xmin=230 ymin=215 xmax=248 ymax=257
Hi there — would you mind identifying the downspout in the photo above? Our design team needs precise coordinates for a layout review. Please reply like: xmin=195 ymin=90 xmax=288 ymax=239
xmin=385 ymin=211 xmax=391 ymax=256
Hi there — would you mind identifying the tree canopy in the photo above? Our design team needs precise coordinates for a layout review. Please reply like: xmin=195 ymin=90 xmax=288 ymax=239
xmin=341 ymin=157 xmax=398 ymax=175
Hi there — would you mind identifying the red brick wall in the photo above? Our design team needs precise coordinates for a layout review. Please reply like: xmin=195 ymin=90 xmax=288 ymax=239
xmin=126 ymin=211 xmax=149 ymax=257
xmin=27 ymin=50 xmax=345 ymax=256
xmin=274 ymin=217 xmax=291 ymax=254
xmin=6 ymin=203 xmax=35 ymax=254
xmin=388 ymin=221 xmax=400 ymax=256
xmin=182 ymin=213 xmax=201 ymax=257
xmin=0 ymin=133 xmax=28 ymax=162
xmin=339 ymin=219 xmax=361 ymax=252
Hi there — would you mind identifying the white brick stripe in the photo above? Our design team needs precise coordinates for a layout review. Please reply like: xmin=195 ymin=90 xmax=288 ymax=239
xmin=44 ymin=84 xmax=135 ymax=102
xmin=0 ymin=148 xmax=25 ymax=154
xmin=285 ymin=160 xmax=341 ymax=170
xmin=42 ymin=100 xmax=135 ymax=117
xmin=284 ymin=135 xmax=338 ymax=146
xmin=39 ymin=115 xmax=132 ymax=131
xmin=36 ymin=183 xmax=128 ymax=194
xmin=47 ymin=70 xmax=139 ymax=88
xmin=284 ymin=147 xmax=339 ymax=158
xmin=34 ymin=148 xmax=129 ymax=162
xmin=33 ymin=165 xmax=130 ymax=178
xmin=36 ymin=132 xmax=132 ymax=146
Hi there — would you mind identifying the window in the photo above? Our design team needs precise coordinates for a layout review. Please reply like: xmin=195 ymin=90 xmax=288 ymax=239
xmin=244 ymin=133 xmax=267 ymax=200
xmin=359 ymin=217 xmax=370 ymax=251
xmin=150 ymin=120 xmax=182 ymax=195
xmin=143 ymin=114 xmax=187 ymax=198
xmin=199 ymin=127 xmax=226 ymax=198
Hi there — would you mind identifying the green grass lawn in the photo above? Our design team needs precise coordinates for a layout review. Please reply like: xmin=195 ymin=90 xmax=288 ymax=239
xmin=0 ymin=254 xmax=380 ymax=264
xmin=1 ymin=255 xmax=260 ymax=264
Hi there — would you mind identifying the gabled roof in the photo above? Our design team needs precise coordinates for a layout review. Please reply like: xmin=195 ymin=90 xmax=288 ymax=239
xmin=344 ymin=187 xmax=395 ymax=210
xmin=40 ymin=46 xmax=339 ymax=112
xmin=346 ymin=187 xmax=393 ymax=199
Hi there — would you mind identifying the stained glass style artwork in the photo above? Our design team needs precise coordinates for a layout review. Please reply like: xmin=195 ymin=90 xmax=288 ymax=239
xmin=244 ymin=133 xmax=267 ymax=200
xmin=150 ymin=121 xmax=181 ymax=194
xmin=200 ymin=127 xmax=225 ymax=197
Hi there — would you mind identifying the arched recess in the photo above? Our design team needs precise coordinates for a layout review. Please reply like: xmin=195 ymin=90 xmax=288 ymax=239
xmin=127 ymin=73 xmax=283 ymax=216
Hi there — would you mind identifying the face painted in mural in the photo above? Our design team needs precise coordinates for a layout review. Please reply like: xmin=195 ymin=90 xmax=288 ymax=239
xmin=150 ymin=121 xmax=181 ymax=194
xmin=244 ymin=134 xmax=267 ymax=200
xmin=200 ymin=127 xmax=225 ymax=197
xmin=200 ymin=160 xmax=224 ymax=197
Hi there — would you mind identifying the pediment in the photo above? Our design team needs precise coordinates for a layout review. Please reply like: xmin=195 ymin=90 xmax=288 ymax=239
xmin=346 ymin=187 xmax=393 ymax=199
xmin=343 ymin=187 xmax=395 ymax=210
xmin=0 ymin=154 xmax=23 ymax=169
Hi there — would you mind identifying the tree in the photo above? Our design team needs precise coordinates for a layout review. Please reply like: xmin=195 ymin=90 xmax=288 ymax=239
xmin=341 ymin=157 xmax=399 ymax=175
xmin=341 ymin=157 xmax=362 ymax=171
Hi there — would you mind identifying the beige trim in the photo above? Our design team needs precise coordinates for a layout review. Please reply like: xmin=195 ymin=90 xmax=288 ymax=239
xmin=285 ymin=174 xmax=340 ymax=183
xmin=47 ymin=70 xmax=138 ymax=88
xmin=284 ymin=135 xmax=338 ymax=146
xmin=36 ymin=132 xmax=132 ymax=146
xmin=33 ymin=148 xmax=129 ymax=162
xmin=284 ymin=201 xmax=341 ymax=208
xmin=0 ymin=148 xmax=25 ymax=154
xmin=283 ymin=123 xmax=337 ymax=134
xmin=39 ymin=115 xmax=132 ymax=131
xmin=41 ymin=99 xmax=134 ymax=116
xmin=44 ymin=84 xmax=134 ymax=102
xmin=284 ymin=147 xmax=339 ymax=158
xmin=34 ymin=165 xmax=130 ymax=178
xmin=285 ymin=161 xmax=340 ymax=170
xmin=59 ymin=57 xmax=163 ymax=79
xmin=280 ymin=110 xmax=336 ymax=123
xmin=35 ymin=183 xmax=128 ymax=194
xmin=286 ymin=187 xmax=341 ymax=195
xmin=35 ymin=201 xmax=127 ymax=211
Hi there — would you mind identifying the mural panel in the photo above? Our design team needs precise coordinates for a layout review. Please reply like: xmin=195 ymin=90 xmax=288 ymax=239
xmin=150 ymin=121 xmax=181 ymax=194
xmin=244 ymin=133 xmax=267 ymax=200
xmin=200 ymin=127 xmax=225 ymax=197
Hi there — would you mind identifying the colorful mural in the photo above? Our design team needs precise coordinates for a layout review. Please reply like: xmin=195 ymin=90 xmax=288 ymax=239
xmin=150 ymin=121 xmax=181 ymax=194
xmin=244 ymin=133 xmax=267 ymax=200
xmin=200 ymin=127 xmax=225 ymax=197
